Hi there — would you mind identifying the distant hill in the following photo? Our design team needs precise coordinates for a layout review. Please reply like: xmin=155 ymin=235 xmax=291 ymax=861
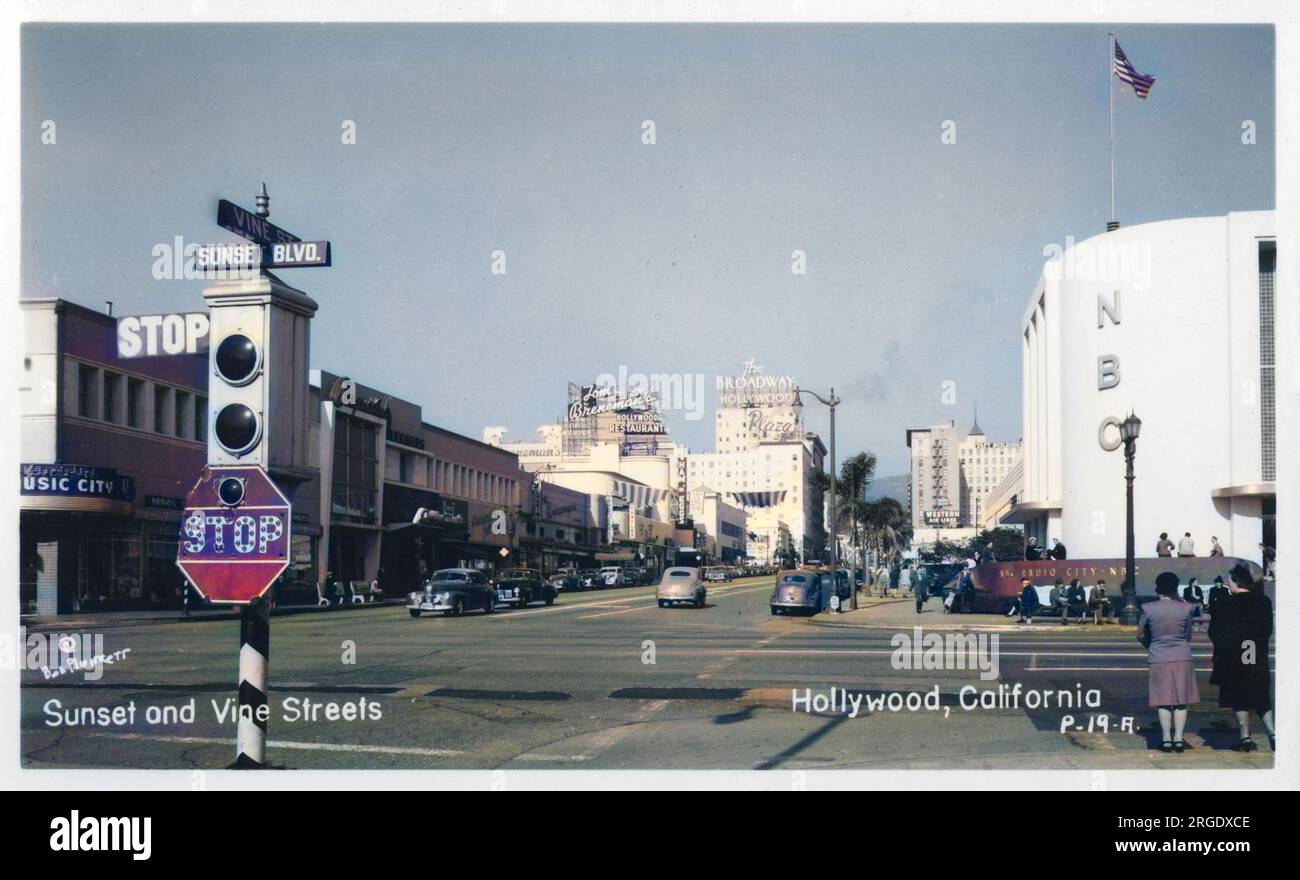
xmin=866 ymin=473 xmax=909 ymax=503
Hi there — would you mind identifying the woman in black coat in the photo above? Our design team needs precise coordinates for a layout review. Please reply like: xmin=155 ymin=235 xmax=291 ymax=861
xmin=1214 ymin=564 xmax=1275 ymax=752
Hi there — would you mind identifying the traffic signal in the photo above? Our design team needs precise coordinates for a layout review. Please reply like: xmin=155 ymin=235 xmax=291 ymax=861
xmin=206 ymin=304 xmax=269 ymax=466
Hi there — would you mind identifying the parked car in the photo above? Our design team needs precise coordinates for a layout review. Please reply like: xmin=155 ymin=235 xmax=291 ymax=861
xmin=657 ymin=567 xmax=707 ymax=608
xmin=600 ymin=566 xmax=626 ymax=587
xmin=702 ymin=566 xmax=730 ymax=583
xmin=495 ymin=568 xmax=555 ymax=608
xmin=407 ymin=568 xmax=495 ymax=617
xmin=579 ymin=569 xmax=604 ymax=590
xmin=769 ymin=569 xmax=826 ymax=615
xmin=549 ymin=571 xmax=579 ymax=592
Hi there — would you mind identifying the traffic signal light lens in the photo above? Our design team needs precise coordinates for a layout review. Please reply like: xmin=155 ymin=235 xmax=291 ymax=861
xmin=218 ymin=476 xmax=246 ymax=506
xmin=215 ymin=334 xmax=260 ymax=385
xmin=214 ymin=403 xmax=261 ymax=455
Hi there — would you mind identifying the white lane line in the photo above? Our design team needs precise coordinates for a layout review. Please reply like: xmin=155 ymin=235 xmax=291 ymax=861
xmin=1025 ymin=667 xmax=1218 ymax=673
xmin=575 ymin=582 xmax=774 ymax=621
xmin=88 ymin=732 xmax=463 ymax=757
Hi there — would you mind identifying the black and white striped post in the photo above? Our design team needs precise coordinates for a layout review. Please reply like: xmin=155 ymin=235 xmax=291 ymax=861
xmin=232 ymin=597 xmax=270 ymax=768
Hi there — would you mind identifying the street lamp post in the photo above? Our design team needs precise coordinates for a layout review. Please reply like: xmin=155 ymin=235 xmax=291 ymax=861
xmin=1118 ymin=411 xmax=1142 ymax=624
xmin=792 ymin=386 xmax=843 ymax=610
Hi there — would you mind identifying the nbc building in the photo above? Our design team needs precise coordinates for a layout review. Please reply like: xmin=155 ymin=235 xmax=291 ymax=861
xmin=999 ymin=211 xmax=1276 ymax=561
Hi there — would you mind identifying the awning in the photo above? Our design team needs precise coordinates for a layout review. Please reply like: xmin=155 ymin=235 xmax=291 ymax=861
xmin=611 ymin=481 xmax=669 ymax=509
xmin=594 ymin=550 xmax=637 ymax=562
xmin=998 ymin=500 xmax=1061 ymax=525
xmin=726 ymin=490 xmax=787 ymax=508
xmin=1210 ymin=482 xmax=1276 ymax=499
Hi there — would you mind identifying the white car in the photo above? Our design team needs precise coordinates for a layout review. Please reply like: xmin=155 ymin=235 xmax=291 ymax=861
xmin=658 ymin=567 xmax=707 ymax=608
xmin=600 ymin=566 xmax=626 ymax=587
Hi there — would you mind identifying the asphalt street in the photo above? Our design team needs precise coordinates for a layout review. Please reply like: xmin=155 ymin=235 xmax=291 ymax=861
xmin=21 ymin=576 xmax=1276 ymax=772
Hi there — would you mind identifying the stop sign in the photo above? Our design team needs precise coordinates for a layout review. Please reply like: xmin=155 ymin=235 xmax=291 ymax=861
xmin=177 ymin=465 xmax=291 ymax=603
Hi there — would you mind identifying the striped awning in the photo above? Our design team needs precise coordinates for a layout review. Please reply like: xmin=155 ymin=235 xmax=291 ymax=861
xmin=612 ymin=480 xmax=669 ymax=509
xmin=727 ymin=490 xmax=787 ymax=508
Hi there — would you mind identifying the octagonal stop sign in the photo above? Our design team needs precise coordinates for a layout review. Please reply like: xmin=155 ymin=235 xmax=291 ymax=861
xmin=177 ymin=465 xmax=292 ymax=604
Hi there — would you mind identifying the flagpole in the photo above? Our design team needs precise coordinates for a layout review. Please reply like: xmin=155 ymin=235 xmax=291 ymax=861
xmin=1108 ymin=31 xmax=1117 ymax=231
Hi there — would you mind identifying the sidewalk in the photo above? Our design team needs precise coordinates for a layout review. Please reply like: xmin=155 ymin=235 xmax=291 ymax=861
xmin=818 ymin=593 xmax=1136 ymax=633
xmin=21 ymin=598 xmax=404 ymax=630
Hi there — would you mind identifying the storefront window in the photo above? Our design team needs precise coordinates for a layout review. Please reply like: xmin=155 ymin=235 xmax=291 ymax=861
xmin=78 ymin=528 xmax=143 ymax=611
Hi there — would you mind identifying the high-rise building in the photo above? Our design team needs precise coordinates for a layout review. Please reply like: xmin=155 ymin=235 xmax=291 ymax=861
xmin=907 ymin=416 xmax=1022 ymax=530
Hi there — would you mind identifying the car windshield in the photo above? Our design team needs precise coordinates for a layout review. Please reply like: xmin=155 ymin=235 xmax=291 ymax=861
xmin=432 ymin=571 xmax=468 ymax=582
xmin=781 ymin=575 xmax=808 ymax=584
xmin=502 ymin=570 xmax=530 ymax=578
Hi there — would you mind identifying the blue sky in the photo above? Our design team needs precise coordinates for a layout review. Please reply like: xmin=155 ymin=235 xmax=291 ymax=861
xmin=22 ymin=23 xmax=1274 ymax=475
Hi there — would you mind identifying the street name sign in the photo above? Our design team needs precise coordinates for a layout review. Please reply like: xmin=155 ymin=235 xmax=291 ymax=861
xmin=177 ymin=465 xmax=291 ymax=604
xmin=217 ymin=198 xmax=302 ymax=245
xmin=195 ymin=240 xmax=332 ymax=272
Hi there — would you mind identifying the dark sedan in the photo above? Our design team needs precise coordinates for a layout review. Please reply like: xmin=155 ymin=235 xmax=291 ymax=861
xmin=407 ymin=568 xmax=496 ymax=617
xmin=495 ymin=569 xmax=556 ymax=608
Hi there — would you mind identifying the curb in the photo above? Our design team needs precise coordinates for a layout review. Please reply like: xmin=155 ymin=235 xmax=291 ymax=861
xmin=810 ymin=616 xmax=1137 ymax=634
xmin=21 ymin=599 xmax=405 ymax=630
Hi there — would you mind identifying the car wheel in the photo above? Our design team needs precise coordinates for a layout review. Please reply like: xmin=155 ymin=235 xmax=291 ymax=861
xmin=658 ymin=600 xmax=666 ymax=608
xmin=484 ymin=597 xmax=495 ymax=614
xmin=450 ymin=597 xmax=464 ymax=617
xmin=409 ymin=609 xmax=421 ymax=618
xmin=545 ymin=595 xmax=555 ymax=606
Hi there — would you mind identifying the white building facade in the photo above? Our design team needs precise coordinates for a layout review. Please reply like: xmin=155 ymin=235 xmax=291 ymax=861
xmin=1004 ymin=211 xmax=1276 ymax=561
xmin=907 ymin=419 xmax=1022 ymax=531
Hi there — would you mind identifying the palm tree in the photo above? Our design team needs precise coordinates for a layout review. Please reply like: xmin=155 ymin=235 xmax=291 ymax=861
xmin=862 ymin=497 xmax=912 ymax=566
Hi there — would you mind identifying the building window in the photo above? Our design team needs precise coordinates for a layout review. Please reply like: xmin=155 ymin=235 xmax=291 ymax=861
xmin=194 ymin=395 xmax=207 ymax=442
xmin=175 ymin=391 xmax=190 ymax=438
xmin=127 ymin=378 xmax=144 ymax=428
xmin=1260 ymin=243 xmax=1276 ymax=482
xmin=77 ymin=364 xmax=97 ymax=418
xmin=153 ymin=385 xmax=169 ymax=434
xmin=332 ymin=414 xmax=379 ymax=523
xmin=102 ymin=371 xmax=120 ymax=423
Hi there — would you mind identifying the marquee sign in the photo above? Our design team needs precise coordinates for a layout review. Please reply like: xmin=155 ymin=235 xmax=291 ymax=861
xmin=21 ymin=464 xmax=135 ymax=502
xmin=718 ymin=359 xmax=798 ymax=408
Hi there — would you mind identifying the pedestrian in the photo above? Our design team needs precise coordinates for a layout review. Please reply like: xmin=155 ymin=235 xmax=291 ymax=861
xmin=1156 ymin=532 xmax=1174 ymax=557
xmin=913 ymin=567 xmax=928 ymax=614
xmin=1050 ymin=538 xmax=1068 ymax=560
xmin=888 ymin=563 xmax=900 ymax=596
xmin=1177 ymin=532 xmax=1196 ymax=558
xmin=1017 ymin=577 xmax=1039 ymax=624
xmin=1088 ymin=579 xmax=1111 ymax=624
xmin=1067 ymin=578 xmax=1087 ymax=620
xmin=1049 ymin=578 xmax=1069 ymax=624
xmin=1216 ymin=563 xmax=1275 ymax=752
xmin=1259 ymin=543 xmax=1276 ymax=580
xmin=1025 ymin=537 xmax=1041 ymax=561
xmin=1138 ymin=571 xmax=1200 ymax=754
xmin=322 ymin=570 xmax=340 ymax=605
xmin=1182 ymin=576 xmax=1205 ymax=627
xmin=1209 ymin=536 xmax=1224 ymax=557
xmin=1207 ymin=575 xmax=1230 ymax=685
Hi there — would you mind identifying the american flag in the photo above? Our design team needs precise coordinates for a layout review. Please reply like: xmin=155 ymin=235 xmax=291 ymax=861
xmin=1113 ymin=40 xmax=1156 ymax=99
